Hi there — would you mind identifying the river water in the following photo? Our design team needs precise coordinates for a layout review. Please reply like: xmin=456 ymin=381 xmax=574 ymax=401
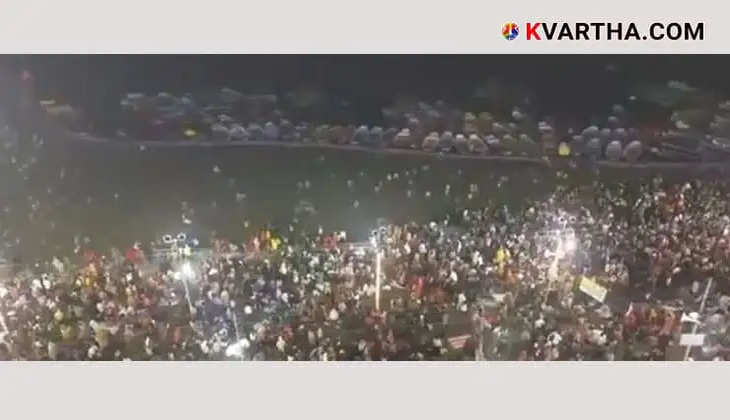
xmin=2 ymin=131 xmax=724 ymax=261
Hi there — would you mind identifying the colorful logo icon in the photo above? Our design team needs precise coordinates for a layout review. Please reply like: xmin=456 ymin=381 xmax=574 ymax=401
xmin=502 ymin=22 xmax=519 ymax=40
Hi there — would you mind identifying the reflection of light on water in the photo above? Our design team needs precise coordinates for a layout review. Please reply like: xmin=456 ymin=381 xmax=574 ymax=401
xmin=17 ymin=140 xmax=586 ymax=259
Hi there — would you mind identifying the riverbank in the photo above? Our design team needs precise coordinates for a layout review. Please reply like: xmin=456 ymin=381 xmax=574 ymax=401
xmin=47 ymin=120 xmax=730 ymax=173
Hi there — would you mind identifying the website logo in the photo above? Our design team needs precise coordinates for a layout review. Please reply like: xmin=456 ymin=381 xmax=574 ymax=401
xmin=502 ymin=22 xmax=519 ymax=40
xmin=503 ymin=21 xmax=704 ymax=41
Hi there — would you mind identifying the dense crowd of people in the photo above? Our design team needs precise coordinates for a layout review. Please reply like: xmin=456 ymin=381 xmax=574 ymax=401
xmin=3 ymin=174 xmax=730 ymax=361
xmin=3 ymin=69 xmax=730 ymax=361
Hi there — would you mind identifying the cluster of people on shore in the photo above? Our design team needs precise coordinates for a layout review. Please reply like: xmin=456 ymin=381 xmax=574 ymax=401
xmin=40 ymin=81 xmax=730 ymax=164
xmin=3 ymin=174 xmax=730 ymax=361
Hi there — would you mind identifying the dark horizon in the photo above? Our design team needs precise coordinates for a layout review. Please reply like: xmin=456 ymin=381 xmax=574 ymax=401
xmin=4 ymin=55 xmax=730 ymax=125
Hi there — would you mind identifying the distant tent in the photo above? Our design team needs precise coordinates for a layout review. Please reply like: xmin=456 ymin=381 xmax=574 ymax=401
xmin=263 ymin=122 xmax=279 ymax=141
xmin=585 ymin=137 xmax=603 ymax=159
xmin=467 ymin=134 xmax=487 ymax=154
xmin=229 ymin=124 xmax=249 ymax=141
xmin=485 ymin=135 xmax=503 ymax=154
xmin=247 ymin=123 xmax=264 ymax=141
xmin=439 ymin=132 xmax=455 ymax=152
xmin=453 ymin=134 xmax=469 ymax=154
xmin=558 ymin=142 xmax=571 ymax=157
xmin=569 ymin=135 xmax=585 ymax=156
xmin=422 ymin=132 xmax=440 ymax=152
xmin=368 ymin=126 xmax=384 ymax=147
xmin=211 ymin=123 xmax=230 ymax=141
xmin=393 ymin=129 xmax=413 ymax=148
xmin=623 ymin=140 xmax=643 ymax=162
xmin=605 ymin=140 xmax=623 ymax=161
xmin=352 ymin=125 xmax=370 ymax=145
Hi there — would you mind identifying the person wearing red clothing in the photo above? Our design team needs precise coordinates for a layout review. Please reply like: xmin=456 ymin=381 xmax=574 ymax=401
xmin=322 ymin=234 xmax=337 ymax=251
xmin=413 ymin=275 xmax=424 ymax=299
xmin=125 ymin=243 xmax=145 ymax=265
xmin=82 ymin=249 xmax=99 ymax=265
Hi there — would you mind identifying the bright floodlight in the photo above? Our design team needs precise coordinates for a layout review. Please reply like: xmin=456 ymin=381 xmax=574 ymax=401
xmin=181 ymin=262 xmax=194 ymax=278
xmin=564 ymin=236 xmax=577 ymax=253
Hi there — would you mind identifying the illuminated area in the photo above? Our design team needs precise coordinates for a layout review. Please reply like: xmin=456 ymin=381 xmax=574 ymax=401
xmin=180 ymin=261 xmax=194 ymax=279
xmin=1 ymin=56 xmax=730 ymax=361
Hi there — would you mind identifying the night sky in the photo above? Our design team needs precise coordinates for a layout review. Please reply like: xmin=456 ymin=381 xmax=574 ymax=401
xmin=2 ymin=55 xmax=730 ymax=124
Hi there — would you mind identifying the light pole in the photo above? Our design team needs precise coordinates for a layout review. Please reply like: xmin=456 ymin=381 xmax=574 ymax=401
xmin=683 ymin=277 xmax=713 ymax=361
xmin=0 ymin=309 xmax=7 ymax=335
xmin=179 ymin=261 xmax=195 ymax=315
xmin=376 ymin=251 xmax=382 ymax=312
xmin=228 ymin=305 xmax=244 ymax=361
xmin=371 ymin=229 xmax=386 ymax=313
xmin=548 ymin=229 xmax=575 ymax=285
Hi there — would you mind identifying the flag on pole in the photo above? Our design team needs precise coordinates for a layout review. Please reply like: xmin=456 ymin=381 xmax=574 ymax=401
xmin=680 ymin=334 xmax=705 ymax=347
xmin=579 ymin=276 xmax=607 ymax=303
xmin=447 ymin=334 xmax=471 ymax=350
